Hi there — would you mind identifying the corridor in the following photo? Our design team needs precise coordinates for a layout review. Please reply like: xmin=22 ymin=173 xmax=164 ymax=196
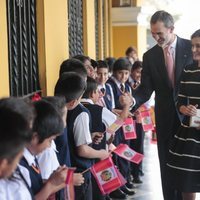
xmin=127 ymin=131 xmax=163 ymax=200
xmin=125 ymin=132 xmax=200 ymax=200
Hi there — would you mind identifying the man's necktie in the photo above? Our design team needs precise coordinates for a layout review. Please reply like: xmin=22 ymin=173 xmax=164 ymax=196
xmin=164 ymin=45 xmax=174 ymax=87
xmin=120 ymin=84 xmax=125 ymax=93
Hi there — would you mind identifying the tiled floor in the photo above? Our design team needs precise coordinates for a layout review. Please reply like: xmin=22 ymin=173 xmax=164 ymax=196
xmin=127 ymin=131 xmax=163 ymax=200
xmin=125 ymin=131 xmax=200 ymax=200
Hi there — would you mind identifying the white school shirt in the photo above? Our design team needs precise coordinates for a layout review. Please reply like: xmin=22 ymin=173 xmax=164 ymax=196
xmin=81 ymin=98 xmax=117 ymax=141
xmin=97 ymin=84 xmax=115 ymax=109
xmin=37 ymin=140 xmax=60 ymax=180
xmin=109 ymin=76 xmax=135 ymax=109
xmin=73 ymin=103 xmax=93 ymax=147
xmin=0 ymin=165 xmax=32 ymax=200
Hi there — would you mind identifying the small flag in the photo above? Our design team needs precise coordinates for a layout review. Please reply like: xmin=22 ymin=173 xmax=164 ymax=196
xmin=140 ymin=110 xmax=154 ymax=132
xmin=122 ymin=118 xmax=137 ymax=140
xmin=90 ymin=157 xmax=126 ymax=194
xmin=64 ymin=168 xmax=76 ymax=200
xmin=31 ymin=93 xmax=41 ymax=102
xmin=113 ymin=143 xmax=144 ymax=164
xmin=106 ymin=118 xmax=124 ymax=135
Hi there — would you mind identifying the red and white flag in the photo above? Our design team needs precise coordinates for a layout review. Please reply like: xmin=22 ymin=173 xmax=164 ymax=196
xmin=106 ymin=118 xmax=124 ymax=135
xmin=64 ymin=168 xmax=76 ymax=200
xmin=140 ymin=110 xmax=154 ymax=132
xmin=90 ymin=157 xmax=126 ymax=194
xmin=122 ymin=117 xmax=137 ymax=140
xmin=113 ymin=144 xmax=144 ymax=164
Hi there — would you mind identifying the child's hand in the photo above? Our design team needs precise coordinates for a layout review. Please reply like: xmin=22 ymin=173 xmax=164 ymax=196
xmin=92 ymin=132 xmax=104 ymax=144
xmin=73 ymin=173 xmax=84 ymax=186
xmin=99 ymin=149 xmax=110 ymax=160
xmin=119 ymin=93 xmax=133 ymax=107
xmin=106 ymin=134 xmax=114 ymax=145
xmin=47 ymin=166 xmax=68 ymax=193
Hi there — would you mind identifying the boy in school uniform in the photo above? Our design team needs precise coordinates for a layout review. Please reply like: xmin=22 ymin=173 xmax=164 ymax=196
xmin=81 ymin=76 xmax=132 ymax=200
xmin=37 ymin=96 xmax=84 ymax=199
xmin=56 ymin=58 xmax=88 ymax=169
xmin=107 ymin=57 xmax=136 ymax=197
xmin=55 ymin=72 xmax=110 ymax=200
xmin=20 ymin=100 xmax=69 ymax=199
xmin=96 ymin=60 xmax=115 ymax=111
xmin=127 ymin=61 xmax=144 ymax=184
xmin=73 ymin=54 xmax=96 ymax=79
xmin=0 ymin=97 xmax=34 ymax=200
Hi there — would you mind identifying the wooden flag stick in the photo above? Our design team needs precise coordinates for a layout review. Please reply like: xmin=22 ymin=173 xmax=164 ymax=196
xmin=81 ymin=167 xmax=91 ymax=175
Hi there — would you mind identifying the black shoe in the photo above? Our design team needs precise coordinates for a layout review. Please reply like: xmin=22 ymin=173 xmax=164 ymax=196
xmin=105 ymin=195 xmax=111 ymax=200
xmin=121 ymin=185 xmax=135 ymax=196
xmin=109 ymin=189 xmax=127 ymax=199
xmin=133 ymin=177 xmax=143 ymax=184
xmin=139 ymin=170 xmax=144 ymax=176
xmin=125 ymin=181 xmax=135 ymax=189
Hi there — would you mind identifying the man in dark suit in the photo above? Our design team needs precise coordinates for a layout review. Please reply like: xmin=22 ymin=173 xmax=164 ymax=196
xmin=133 ymin=10 xmax=193 ymax=200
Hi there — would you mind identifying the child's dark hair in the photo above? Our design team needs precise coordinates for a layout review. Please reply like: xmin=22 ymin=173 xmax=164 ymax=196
xmin=32 ymin=100 xmax=64 ymax=143
xmin=73 ymin=54 xmax=91 ymax=63
xmin=113 ymin=57 xmax=132 ymax=72
xmin=125 ymin=46 xmax=137 ymax=56
xmin=131 ymin=61 xmax=143 ymax=71
xmin=97 ymin=60 xmax=109 ymax=70
xmin=54 ymin=72 xmax=86 ymax=103
xmin=191 ymin=29 xmax=200 ymax=39
xmin=0 ymin=98 xmax=32 ymax=162
xmin=59 ymin=58 xmax=87 ymax=78
xmin=82 ymin=76 xmax=98 ymax=99
xmin=105 ymin=57 xmax=116 ymax=73
xmin=42 ymin=96 xmax=66 ymax=115
xmin=91 ymin=59 xmax=98 ymax=69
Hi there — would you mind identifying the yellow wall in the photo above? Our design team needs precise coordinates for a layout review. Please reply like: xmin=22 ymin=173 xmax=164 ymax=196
xmin=112 ymin=25 xmax=147 ymax=60
xmin=83 ymin=0 xmax=96 ymax=59
xmin=0 ymin=0 xmax=10 ymax=97
xmin=112 ymin=26 xmax=138 ymax=58
xmin=37 ymin=0 xmax=68 ymax=96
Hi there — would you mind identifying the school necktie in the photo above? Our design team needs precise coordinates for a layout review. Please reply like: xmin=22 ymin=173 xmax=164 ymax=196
xmin=32 ymin=157 xmax=40 ymax=174
xmin=120 ymin=84 xmax=125 ymax=93
xmin=164 ymin=45 xmax=174 ymax=87
xmin=100 ymin=87 xmax=105 ymax=95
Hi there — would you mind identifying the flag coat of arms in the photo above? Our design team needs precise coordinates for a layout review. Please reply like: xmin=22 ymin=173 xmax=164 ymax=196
xmin=113 ymin=143 xmax=144 ymax=164
xmin=122 ymin=117 xmax=137 ymax=140
xmin=106 ymin=118 xmax=124 ymax=135
xmin=140 ymin=110 xmax=154 ymax=131
xmin=90 ymin=157 xmax=126 ymax=194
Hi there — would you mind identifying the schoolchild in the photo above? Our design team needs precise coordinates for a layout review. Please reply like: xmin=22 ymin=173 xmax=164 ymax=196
xmin=20 ymin=100 xmax=68 ymax=199
xmin=81 ymin=76 xmax=132 ymax=200
xmin=96 ymin=60 xmax=115 ymax=111
xmin=0 ymin=97 xmax=33 ymax=200
xmin=55 ymin=72 xmax=109 ymax=200
xmin=73 ymin=54 xmax=96 ymax=79
xmin=127 ymin=61 xmax=144 ymax=184
xmin=38 ymin=96 xmax=84 ymax=184
xmin=107 ymin=57 xmax=136 ymax=198
xmin=56 ymin=58 xmax=87 ymax=168
xmin=37 ymin=96 xmax=68 ymax=181
xmin=59 ymin=58 xmax=88 ymax=79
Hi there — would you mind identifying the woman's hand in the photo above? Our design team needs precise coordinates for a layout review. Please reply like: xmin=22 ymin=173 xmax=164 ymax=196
xmin=179 ymin=104 xmax=198 ymax=116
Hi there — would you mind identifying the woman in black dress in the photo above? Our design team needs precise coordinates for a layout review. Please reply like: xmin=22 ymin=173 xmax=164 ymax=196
xmin=167 ymin=29 xmax=200 ymax=200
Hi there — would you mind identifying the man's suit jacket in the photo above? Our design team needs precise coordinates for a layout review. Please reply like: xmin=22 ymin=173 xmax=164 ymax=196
xmin=134 ymin=36 xmax=193 ymax=141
